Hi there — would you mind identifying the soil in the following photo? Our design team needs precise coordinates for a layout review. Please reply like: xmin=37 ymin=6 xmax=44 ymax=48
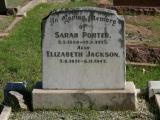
xmin=96 ymin=0 xmax=112 ymax=5
xmin=124 ymin=15 xmax=160 ymax=64
xmin=124 ymin=15 xmax=160 ymax=45
xmin=127 ymin=45 xmax=160 ymax=64
xmin=93 ymin=5 xmax=160 ymax=64
xmin=126 ymin=24 xmax=153 ymax=41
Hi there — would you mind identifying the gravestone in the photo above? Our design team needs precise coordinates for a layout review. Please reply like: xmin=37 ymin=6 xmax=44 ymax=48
xmin=33 ymin=7 xmax=137 ymax=110
xmin=0 ymin=0 xmax=17 ymax=15
xmin=43 ymin=7 xmax=125 ymax=89
xmin=0 ymin=0 xmax=7 ymax=14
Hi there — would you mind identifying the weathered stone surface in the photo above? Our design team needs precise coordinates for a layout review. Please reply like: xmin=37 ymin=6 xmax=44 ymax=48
xmin=8 ymin=91 xmax=27 ymax=110
xmin=0 ymin=106 xmax=11 ymax=120
xmin=148 ymin=81 xmax=160 ymax=98
xmin=35 ymin=7 xmax=137 ymax=110
xmin=42 ymin=7 xmax=125 ymax=89
xmin=155 ymin=94 xmax=160 ymax=112
xmin=33 ymin=82 xmax=137 ymax=110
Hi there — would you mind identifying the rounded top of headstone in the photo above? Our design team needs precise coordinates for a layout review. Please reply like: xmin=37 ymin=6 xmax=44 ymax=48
xmin=43 ymin=7 xmax=124 ymax=22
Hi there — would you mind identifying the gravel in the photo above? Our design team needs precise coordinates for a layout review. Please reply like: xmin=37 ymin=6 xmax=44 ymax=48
xmin=9 ymin=98 xmax=158 ymax=120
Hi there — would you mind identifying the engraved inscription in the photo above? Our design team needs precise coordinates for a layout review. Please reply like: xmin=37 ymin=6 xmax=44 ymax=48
xmin=45 ymin=12 xmax=120 ymax=64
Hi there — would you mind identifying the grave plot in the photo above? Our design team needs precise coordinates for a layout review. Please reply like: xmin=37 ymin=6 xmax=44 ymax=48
xmin=0 ymin=0 xmax=37 ymax=37
xmin=0 ymin=1 xmax=159 ymax=119
xmin=0 ymin=0 xmax=20 ymax=15
xmin=31 ymin=6 xmax=138 ymax=111
xmin=97 ymin=0 xmax=160 ymax=15
xmin=0 ymin=0 xmax=7 ymax=15
xmin=125 ymin=15 xmax=160 ymax=46
xmin=9 ymin=98 xmax=155 ymax=120
xmin=0 ymin=0 xmax=31 ymax=15
xmin=0 ymin=15 xmax=21 ymax=38
xmin=0 ymin=15 xmax=14 ymax=32
xmin=125 ymin=15 xmax=160 ymax=64
xmin=6 ymin=0 xmax=31 ymax=8
xmin=96 ymin=0 xmax=160 ymax=64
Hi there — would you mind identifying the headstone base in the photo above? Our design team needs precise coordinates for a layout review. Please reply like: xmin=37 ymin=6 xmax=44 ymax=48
xmin=32 ymin=82 xmax=137 ymax=110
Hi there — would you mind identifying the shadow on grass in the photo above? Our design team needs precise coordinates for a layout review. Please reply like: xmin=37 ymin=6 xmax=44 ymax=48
xmin=26 ymin=81 xmax=42 ymax=112
xmin=23 ymin=90 xmax=33 ymax=111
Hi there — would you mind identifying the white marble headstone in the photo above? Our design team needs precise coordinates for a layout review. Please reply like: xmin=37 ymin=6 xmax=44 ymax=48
xmin=42 ymin=7 xmax=125 ymax=89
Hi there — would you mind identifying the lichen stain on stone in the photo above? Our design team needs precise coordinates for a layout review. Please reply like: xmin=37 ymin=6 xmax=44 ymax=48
xmin=89 ymin=11 xmax=95 ymax=32
xmin=118 ymin=21 xmax=124 ymax=48
xmin=72 ymin=93 xmax=95 ymax=109
xmin=118 ymin=20 xmax=124 ymax=34
xmin=41 ymin=19 xmax=48 ymax=46
xmin=119 ymin=39 xmax=124 ymax=48
xmin=121 ymin=96 xmax=135 ymax=110
xmin=89 ymin=11 xmax=95 ymax=18
xmin=101 ymin=105 xmax=109 ymax=110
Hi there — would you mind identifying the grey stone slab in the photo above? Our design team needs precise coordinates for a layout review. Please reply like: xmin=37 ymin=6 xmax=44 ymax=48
xmin=148 ymin=81 xmax=160 ymax=98
xmin=32 ymin=82 xmax=137 ymax=110
xmin=42 ymin=7 xmax=125 ymax=89
xmin=0 ymin=106 xmax=11 ymax=120
xmin=155 ymin=94 xmax=160 ymax=112
xmin=8 ymin=91 xmax=27 ymax=110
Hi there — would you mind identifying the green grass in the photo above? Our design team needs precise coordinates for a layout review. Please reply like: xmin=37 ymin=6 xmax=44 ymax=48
xmin=137 ymin=16 xmax=160 ymax=31
xmin=127 ymin=65 xmax=160 ymax=88
xmin=0 ymin=0 xmax=160 ymax=104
